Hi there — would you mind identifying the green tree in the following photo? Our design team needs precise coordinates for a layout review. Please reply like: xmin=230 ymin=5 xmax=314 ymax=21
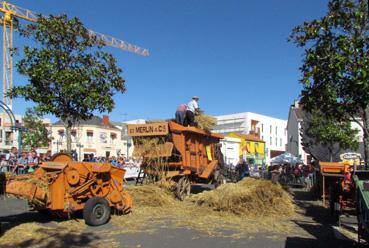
xmin=9 ymin=15 xmax=125 ymax=153
xmin=301 ymin=109 xmax=359 ymax=162
xmin=290 ymin=0 xmax=369 ymax=165
xmin=21 ymin=108 xmax=51 ymax=150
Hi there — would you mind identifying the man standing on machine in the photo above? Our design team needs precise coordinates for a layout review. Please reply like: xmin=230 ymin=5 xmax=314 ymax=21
xmin=185 ymin=96 xmax=200 ymax=126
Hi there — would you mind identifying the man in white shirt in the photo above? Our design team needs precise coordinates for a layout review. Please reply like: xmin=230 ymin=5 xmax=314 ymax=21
xmin=185 ymin=96 xmax=199 ymax=126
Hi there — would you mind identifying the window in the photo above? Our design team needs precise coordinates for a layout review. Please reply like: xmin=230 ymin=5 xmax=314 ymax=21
xmin=261 ymin=124 xmax=264 ymax=133
xmin=100 ymin=132 xmax=107 ymax=144
xmin=71 ymin=130 xmax=77 ymax=142
xmin=261 ymin=135 xmax=264 ymax=141
xmin=275 ymin=137 xmax=277 ymax=146
xmin=110 ymin=133 xmax=117 ymax=144
xmin=275 ymin=126 xmax=278 ymax=135
xmin=270 ymin=137 xmax=272 ymax=146
xmin=5 ymin=131 xmax=12 ymax=145
xmin=270 ymin=125 xmax=272 ymax=134
xmin=280 ymin=138 xmax=282 ymax=147
xmin=86 ymin=130 xmax=93 ymax=142
xmin=284 ymin=128 xmax=287 ymax=136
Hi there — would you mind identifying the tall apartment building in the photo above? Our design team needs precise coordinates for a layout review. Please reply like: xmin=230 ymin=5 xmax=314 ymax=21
xmin=213 ymin=112 xmax=287 ymax=163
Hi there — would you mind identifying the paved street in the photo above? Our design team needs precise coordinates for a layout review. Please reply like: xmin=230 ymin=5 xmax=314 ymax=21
xmin=0 ymin=188 xmax=358 ymax=248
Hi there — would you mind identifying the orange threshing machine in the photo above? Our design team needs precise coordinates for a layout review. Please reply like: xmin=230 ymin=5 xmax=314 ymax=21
xmin=128 ymin=121 xmax=224 ymax=200
xmin=320 ymin=161 xmax=355 ymax=219
xmin=1 ymin=153 xmax=132 ymax=226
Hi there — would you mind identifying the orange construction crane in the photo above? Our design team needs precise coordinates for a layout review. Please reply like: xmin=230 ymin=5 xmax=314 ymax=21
xmin=0 ymin=1 xmax=149 ymax=109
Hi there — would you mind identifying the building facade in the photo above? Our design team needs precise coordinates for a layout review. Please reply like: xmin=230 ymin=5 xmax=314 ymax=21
xmin=214 ymin=112 xmax=287 ymax=163
xmin=0 ymin=112 xmax=51 ymax=153
xmin=226 ymin=133 xmax=265 ymax=165
xmin=286 ymin=101 xmax=364 ymax=164
xmin=51 ymin=116 xmax=123 ymax=160
xmin=120 ymin=119 xmax=146 ymax=157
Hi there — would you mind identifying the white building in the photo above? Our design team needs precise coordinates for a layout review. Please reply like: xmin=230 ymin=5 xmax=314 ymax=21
xmin=214 ymin=112 xmax=287 ymax=163
xmin=0 ymin=112 xmax=22 ymax=152
xmin=220 ymin=136 xmax=241 ymax=167
xmin=51 ymin=115 xmax=123 ymax=160
xmin=0 ymin=112 xmax=51 ymax=153
xmin=119 ymin=119 xmax=146 ymax=157
xmin=286 ymin=101 xmax=310 ymax=164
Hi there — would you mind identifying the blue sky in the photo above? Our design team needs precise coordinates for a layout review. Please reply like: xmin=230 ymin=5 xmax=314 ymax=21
xmin=6 ymin=0 xmax=328 ymax=122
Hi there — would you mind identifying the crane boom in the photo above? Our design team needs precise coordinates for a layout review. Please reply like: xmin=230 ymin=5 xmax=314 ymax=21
xmin=0 ymin=1 xmax=150 ymax=56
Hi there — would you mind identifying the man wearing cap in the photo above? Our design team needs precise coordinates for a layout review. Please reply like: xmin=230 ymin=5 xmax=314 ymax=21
xmin=185 ymin=96 xmax=200 ymax=126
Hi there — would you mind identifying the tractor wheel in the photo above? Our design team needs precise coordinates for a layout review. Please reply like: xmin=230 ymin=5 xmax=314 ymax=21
xmin=176 ymin=176 xmax=191 ymax=201
xmin=83 ymin=197 xmax=111 ymax=226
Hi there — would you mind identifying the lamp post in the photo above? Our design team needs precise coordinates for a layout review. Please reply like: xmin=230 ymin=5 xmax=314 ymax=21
xmin=76 ymin=143 xmax=83 ymax=161
xmin=126 ymin=139 xmax=132 ymax=158
xmin=56 ymin=133 xmax=64 ymax=153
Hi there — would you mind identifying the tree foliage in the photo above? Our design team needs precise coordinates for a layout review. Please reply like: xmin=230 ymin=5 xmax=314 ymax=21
xmin=290 ymin=0 xmax=369 ymax=165
xmin=22 ymin=108 xmax=51 ymax=150
xmin=9 ymin=15 xmax=125 ymax=152
xmin=301 ymin=109 xmax=359 ymax=161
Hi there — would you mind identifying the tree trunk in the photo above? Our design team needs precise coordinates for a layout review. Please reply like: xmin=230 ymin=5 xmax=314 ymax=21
xmin=65 ymin=119 xmax=73 ymax=154
xmin=363 ymin=106 xmax=369 ymax=168
xmin=329 ymin=147 xmax=333 ymax=162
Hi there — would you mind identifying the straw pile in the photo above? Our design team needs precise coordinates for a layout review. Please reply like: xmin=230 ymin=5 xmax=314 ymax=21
xmin=126 ymin=184 xmax=176 ymax=207
xmin=132 ymin=137 xmax=162 ymax=158
xmin=195 ymin=114 xmax=217 ymax=131
xmin=112 ymin=179 xmax=297 ymax=237
xmin=191 ymin=177 xmax=295 ymax=217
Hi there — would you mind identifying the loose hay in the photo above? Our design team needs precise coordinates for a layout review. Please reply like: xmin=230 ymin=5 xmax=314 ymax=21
xmin=191 ymin=177 xmax=295 ymax=217
xmin=1 ymin=179 xmax=299 ymax=246
xmin=126 ymin=184 xmax=176 ymax=207
xmin=195 ymin=114 xmax=217 ymax=131
xmin=112 ymin=179 xmax=297 ymax=238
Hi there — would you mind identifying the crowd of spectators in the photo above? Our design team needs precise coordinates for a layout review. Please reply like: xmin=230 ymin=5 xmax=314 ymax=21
xmin=0 ymin=147 xmax=52 ymax=174
xmin=0 ymin=148 xmax=141 ymax=175
xmin=82 ymin=153 xmax=140 ymax=169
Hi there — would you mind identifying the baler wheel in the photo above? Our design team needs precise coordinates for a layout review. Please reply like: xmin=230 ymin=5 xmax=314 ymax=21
xmin=83 ymin=197 xmax=111 ymax=226
xmin=176 ymin=176 xmax=191 ymax=201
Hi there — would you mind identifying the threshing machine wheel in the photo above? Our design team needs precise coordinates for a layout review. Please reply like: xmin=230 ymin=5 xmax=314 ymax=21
xmin=176 ymin=176 xmax=191 ymax=201
xmin=83 ymin=197 xmax=111 ymax=226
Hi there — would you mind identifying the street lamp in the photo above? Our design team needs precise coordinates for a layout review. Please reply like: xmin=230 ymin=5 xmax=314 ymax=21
xmin=57 ymin=133 xmax=64 ymax=153
xmin=76 ymin=143 xmax=83 ymax=161
xmin=126 ymin=139 xmax=132 ymax=158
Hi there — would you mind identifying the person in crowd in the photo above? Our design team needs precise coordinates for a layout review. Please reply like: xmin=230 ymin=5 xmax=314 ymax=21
xmin=0 ymin=155 xmax=7 ymax=172
xmin=44 ymin=150 xmax=52 ymax=161
xmin=6 ymin=147 xmax=18 ymax=173
xmin=185 ymin=96 xmax=200 ymax=126
xmin=71 ymin=150 xmax=78 ymax=161
xmin=89 ymin=153 xmax=96 ymax=162
xmin=109 ymin=156 xmax=117 ymax=166
xmin=16 ymin=152 xmax=28 ymax=174
xmin=175 ymin=104 xmax=187 ymax=126
xmin=27 ymin=150 xmax=39 ymax=173
xmin=271 ymin=165 xmax=281 ymax=184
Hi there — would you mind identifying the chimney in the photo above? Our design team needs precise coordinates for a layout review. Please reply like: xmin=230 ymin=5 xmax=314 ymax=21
xmin=102 ymin=115 xmax=109 ymax=126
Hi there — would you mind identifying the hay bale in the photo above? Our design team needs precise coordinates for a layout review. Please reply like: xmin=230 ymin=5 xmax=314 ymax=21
xmin=195 ymin=114 xmax=217 ymax=131
xmin=191 ymin=177 xmax=295 ymax=217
